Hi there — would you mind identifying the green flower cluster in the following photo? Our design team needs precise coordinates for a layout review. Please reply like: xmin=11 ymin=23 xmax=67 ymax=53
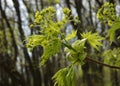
xmin=97 ymin=2 xmax=120 ymax=43
xmin=33 ymin=7 xmax=55 ymax=28
xmin=97 ymin=2 xmax=117 ymax=26
xmin=103 ymin=48 xmax=120 ymax=66
xmin=27 ymin=7 xmax=63 ymax=65
xmin=63 ymin=8 xmax=71 ymax=16
xmin=63 ymin=8 xmax=80 ymax=25
xmin=26 ymin=7 xmax=79 ymax=65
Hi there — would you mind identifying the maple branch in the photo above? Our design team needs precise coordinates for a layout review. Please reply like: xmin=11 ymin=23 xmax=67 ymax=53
xmin=85 ymin=57 xmax=120 ymax=69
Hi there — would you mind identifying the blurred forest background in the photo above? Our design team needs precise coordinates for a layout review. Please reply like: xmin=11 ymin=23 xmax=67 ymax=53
xmin=0 ymin=0 xmax=120 ymax=86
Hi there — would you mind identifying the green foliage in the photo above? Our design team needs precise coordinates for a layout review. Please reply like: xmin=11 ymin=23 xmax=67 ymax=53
xmin=81 ymin=32 xmax=104 ymax=50
xmin=26 ymin=35 xmax=61 ymax=65
xmin=65 ymin=39 xmax=87 ymax=65
xmin=26 ymin=35 xmax=45 ymax=50
xmin=103 ymin=48 xmax=120 ymax=66
xmin=26 ymin=7 xmax=79 ymax=66
xmin=27 ymin=7 xmax=63 ymax=65
xmin=97 ymin=2 xmax=120 ymax=43
xmin=26 ymin=5 xmax=104 ymax=86
xmin=97 ymin=2 xmax=117 ymax=26
xmin=63 ymin=8 xmax=71 ymax=15
xmin=47 ymin=0 xmax=60 ymax=4
xmin=52 ymin=66 xmax=76 ymax=86
xmin=65 ymin=30 xmax=77 ymax=41
xmin=0 ymin=30 xmax=6 ymax=54
xmin=26 ymin=3 xmax=119 ymax=86
xmin=41 ymin=38 xmax=61 ymax=65
xmin=107 ymin=22 xmax=120 ymax=43
xmin=97 ymin=2 xmax=120 ymax=67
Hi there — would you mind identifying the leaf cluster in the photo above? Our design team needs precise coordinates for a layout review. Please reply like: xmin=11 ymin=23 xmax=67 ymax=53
xmin=103 ymin=48 xmax=120 ymax=66
xmin=65 ymin=39 xmax=87 ymax=65
xmin=26 ymin=6 xmax=105 ymax=86
xmin=26 ymin=7 xmax=79 ymax=66
xmin=97 ymin=2 xmax=120 ymax=43
xmin=97 ymin=2 xmax=120 ymax=67
xmin=81 ymin=32 xmax=104 ymax=50
xmin=97 ymin=2 xmax=117 ymax=26
xmin=52 ymin=66 xmax=76 ymax=86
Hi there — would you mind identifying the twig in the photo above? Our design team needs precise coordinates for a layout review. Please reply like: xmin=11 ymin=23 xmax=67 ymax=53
xmin=85 ymin=57 xmax=120 ymax=69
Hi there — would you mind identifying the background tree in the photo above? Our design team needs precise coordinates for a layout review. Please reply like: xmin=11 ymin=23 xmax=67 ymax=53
xmin=0 ymin=0 xmax=120 ymax=86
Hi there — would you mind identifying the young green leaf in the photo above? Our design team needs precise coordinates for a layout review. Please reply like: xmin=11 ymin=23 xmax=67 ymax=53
xmin=52 ymin=67 xmax=76 ymax=86
xmin=65 ymin=39 xmax=87 ymax=65
xmin=81 ymin=32 xmax=104 ymax=50
xmin=65 ymin=30 xmax=77 ymax=41
xmin=107 ymin=22 xmax=120 ymax=43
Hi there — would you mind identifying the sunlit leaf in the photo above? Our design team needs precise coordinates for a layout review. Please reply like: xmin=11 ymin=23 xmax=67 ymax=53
xmin=81 ymin=32 xmax=104 ymax=50
xmin=65 ymin=30 xmax=77 ymax=41
xmin=52 ymin=67 xmax=76 ymax=86
xmin=64 ymin=39 xmax=87 ymax=65
xmin=107 ymin=22 xmax=120 ymax=43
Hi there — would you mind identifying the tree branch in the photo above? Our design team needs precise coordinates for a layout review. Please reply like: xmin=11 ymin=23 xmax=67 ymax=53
xmin=85 ymin=57 xmax=120 ymax=69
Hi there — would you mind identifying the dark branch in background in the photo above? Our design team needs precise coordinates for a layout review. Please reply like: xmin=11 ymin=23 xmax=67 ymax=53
xmin=12 ymin=0 xmax=34 ymax=73
xmin=88 ymin=0 xmax=93 ymax=26
xmin=65 ymin=0 xmax=82 ymax=39
xmin=12 ymin=1 xmax=42 ymax=86
xmin=35 ymin=0 xmax=39 ymax=10
xmin=12 ymin=0 xmax=34 ymax=80
xmin=0 ymin=0 xmax=18 ymax=61
xmin=40 ymin=0 xmax=44 ymax=9
xmin=96 ymin=0 xmax=103 ymax=7
xmin=109 ymin=0 xmax=115 ymax=3
xmin=0 ymin=56 xmax=27 ymax=86
xmin=74 ymin=0 xmax=84 ymax=39
xmin=85 ymin=57 xmax=120 ymax=69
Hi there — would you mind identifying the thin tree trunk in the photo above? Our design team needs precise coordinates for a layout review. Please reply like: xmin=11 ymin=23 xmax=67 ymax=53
xmin=0 ymin=0 xmax=18 ymax=61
